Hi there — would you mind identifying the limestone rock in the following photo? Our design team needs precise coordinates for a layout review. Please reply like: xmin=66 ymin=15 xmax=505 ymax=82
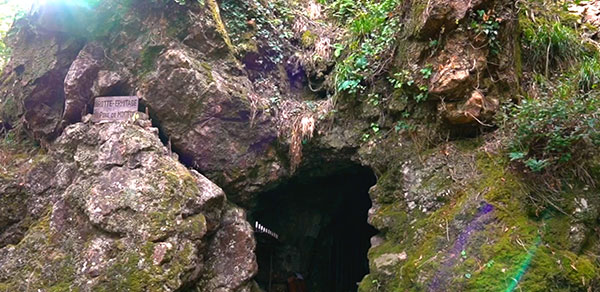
xmin=418 ymin=0 xmax=486 ymax=38
xmin=0 ymin=22 xmax=83 ymax=141
xmin=374 ymin=252 xmax=407 ymax=276
xmin=440 ymin=91 xmax=499 ymax=125
xmin=200 ymin=206 xmax=258 ymax=292
xmin=569 ymin=0 xmax=600 ymax=27
xmin=137 ymin=47 xmax=281 ymax=203
xmin=0 ymin=176 xmax=26 ymax=247
xmin=428 ymin=34 xmax=487 ymax=99
xmin=63 ymin=42 xmax=104 ymax=123
xmin=0 ymin=118 xmax=246 ymax=291
xmin=92 ymin=70 xmax=127 ymax=97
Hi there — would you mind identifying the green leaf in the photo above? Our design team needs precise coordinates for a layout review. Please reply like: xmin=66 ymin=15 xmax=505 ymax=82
xmin=355 ymin=56 xmax=368 ymax=68
xmin=509 ymin=152 xmax=525 ymax=161
xmin=525 ymin=158 xmax=548 ymax=172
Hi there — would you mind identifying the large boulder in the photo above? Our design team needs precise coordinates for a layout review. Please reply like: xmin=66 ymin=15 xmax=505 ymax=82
xmin=137 ymin=47 xmax=280 ymax=200
xmin=0 ymin=117 xmax=256 ymax=291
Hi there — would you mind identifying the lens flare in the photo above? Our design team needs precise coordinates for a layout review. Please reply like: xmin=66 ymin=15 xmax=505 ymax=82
xmin=429 ymin=202 xmax=495 ymax=291
xmin=505 ymin=234 xmax=542 ymax=292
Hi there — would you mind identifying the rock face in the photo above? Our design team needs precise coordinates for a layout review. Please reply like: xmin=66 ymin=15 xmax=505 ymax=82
xmin=0 ymin=0 xmax=287 ymax=203
xmin=417 ymin=0 xmax=486 ymax=38
xmin=136 ymin=47 xmax=279 ymax=196
xmin=1 ymin=0 xmax=600 ymax=291
xmin=0 ymin=22 xmax=83 ymax=141
xmin=0 ymin=117 xmax=257 ymax=291
xmin=62 ymin=43 xmax=104 ymax=124
xmin=199 ymin=206 xmax=258 ymax=292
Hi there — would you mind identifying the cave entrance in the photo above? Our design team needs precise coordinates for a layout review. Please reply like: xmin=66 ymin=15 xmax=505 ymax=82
xmin=250 ymin=165 xmax=377 ymax=292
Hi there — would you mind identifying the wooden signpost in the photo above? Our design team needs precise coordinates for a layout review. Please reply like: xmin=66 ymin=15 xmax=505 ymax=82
xmin=92 ymin=96 xmax=139 ymax=123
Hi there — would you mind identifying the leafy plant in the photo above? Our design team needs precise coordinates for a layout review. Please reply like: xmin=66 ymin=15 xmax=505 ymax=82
xmin=387 ymin=70 xmax=428 ymax=103
xmin=415 ymin=85 xmax=428 ymax=103
xmin=367 ymin=93 xmax=380 ymax=106
xmin=361 ymin=132 xmax=370 ymax=141
xmin=524 ymin=158 xmax=549 ymax=173
xmin=361 ymin=122 xmax=381 ymax=142
xmin=395 ymin=120 xmax=415 ymax=132
xmin=330 ymin=0 xmax=402 ymax=95
xmin=387 ymin=70 xmax=414 ymax=89
xmin=370 ymin=122 xmax=380 ymax=133
xmin=420 ymin=65 xmax=433 ymax=79
xmin=504 ymin=88 xmax=600 ymax=173
xmin=468 ymin=9 xmax=501 ymax=55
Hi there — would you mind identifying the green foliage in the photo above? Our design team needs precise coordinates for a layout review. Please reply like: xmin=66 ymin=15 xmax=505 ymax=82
xmin=419 ymin=65 xmax=433 ymax=79
xmin=387 ymin=69 xmax=429 ymax=103
xmin=367 ymin=93 xmax=380 ymax=106
xmin=220 ymin=0 xmax=294 ymax=64
xmin=519 ymin=0 xmax=585 ymax=74
xmin=387 ymin=70 xmax=413 ymax=89
xmin=394 ymin=120 xmax=415 ymax=132
xmin=414 ymin=85 xmax=428 ymax=103
xmin=361 ymin=122 xmax=381 ymax=141
xmin=328 ymin=0 xmax=357 ymax=20
xmin=468 ymin=9 xmax=501 ymax=55
xmin=326 ymin=0 xmax=401 ymax=95
xmin=577 ymin=56 xmax=600 ymax=92
xmin=506 ymin=1 xmax=600 ymax=173
xmin=523 ymin=21 xmax=581 ymax=68
xmin=504 ymin=78 xmax=600 ymax=172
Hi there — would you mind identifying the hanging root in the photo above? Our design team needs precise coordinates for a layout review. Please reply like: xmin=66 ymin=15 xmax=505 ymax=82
xmin=289 ymin=115 xmax=315 ymax=172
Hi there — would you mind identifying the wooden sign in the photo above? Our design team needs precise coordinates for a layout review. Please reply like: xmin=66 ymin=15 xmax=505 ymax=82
xmin=92 ymin=96 xmax=139 ymax=123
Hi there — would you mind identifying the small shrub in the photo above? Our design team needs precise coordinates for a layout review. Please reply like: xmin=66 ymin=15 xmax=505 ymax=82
xmin=387 ymin=70 xmax=428 ymax=103
xmin=505 ymin=91 xmax=600 ymax=173
xmin=328 ymin=0 xmax=401 ymax=95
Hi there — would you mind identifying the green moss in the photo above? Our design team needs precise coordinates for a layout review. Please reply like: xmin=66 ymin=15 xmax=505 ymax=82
xmin=17 ymin=211 xmax=53 ymax=246
xmin=179 ymin=213 xmax=207 ymax=240
xmin=362 ymin=141 xmax=600 ymax=292
xmin=462 ymin=153 xmax=600 ymax=291
xmin=95 ymin=252 xmax=150 ymax=292
xmin=0 ymin=282 xmax=16 ymax=291
xmin=48 ymin=281 xmax=79 ymax=292
xmin=139 ymin=45 xmax=165 ymax=74
xmin=166 ymin=15 xmax=190 ymax=40
xmin=370 ymin=204 xmax=409 ymax=243
xmin=407 ymin=0 xmax=429 ymax=36
xmin=0 ymin=96 xmax=20 ymax=124
xmin=301 ymin=30 xmax=317 ymax=48
xmin=201 ymin=62 xmax=215 ymax=83
xmin=206 ymin=0 xmax=235 ymax=54
xmin=358 ymin=274 xmax=382 ymax=292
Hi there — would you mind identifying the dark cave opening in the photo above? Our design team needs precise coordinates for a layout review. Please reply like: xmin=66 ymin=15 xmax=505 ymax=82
xmin=249 ymin=165 xmax=377 ymax=292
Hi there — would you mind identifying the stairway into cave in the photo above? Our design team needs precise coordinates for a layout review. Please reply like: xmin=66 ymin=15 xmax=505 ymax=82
xmin=249 ymin=165 xmax=377 ymax=292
